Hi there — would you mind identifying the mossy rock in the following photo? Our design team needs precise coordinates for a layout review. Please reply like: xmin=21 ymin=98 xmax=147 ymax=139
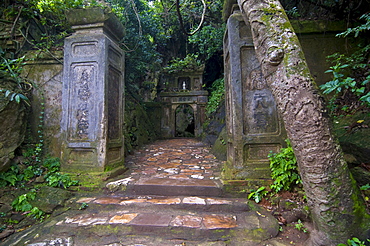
xmin=334 ymin=111 xmax=370 ymax=165
xmin=211 ymin=126 xmax=227 ymax=161
xmin=0 ymin=72 xmax=28 ymax=172
xmin=30 ymin=186 xmax=73 ymax=214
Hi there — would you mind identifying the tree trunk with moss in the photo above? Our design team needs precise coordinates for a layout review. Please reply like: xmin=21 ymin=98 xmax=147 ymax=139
xmin=237 ymin=0 xmax=369 ymax=245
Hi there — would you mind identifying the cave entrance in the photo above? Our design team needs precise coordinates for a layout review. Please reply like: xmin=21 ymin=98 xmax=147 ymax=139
xmin=175 ymin=104 xmax=195 ymax=137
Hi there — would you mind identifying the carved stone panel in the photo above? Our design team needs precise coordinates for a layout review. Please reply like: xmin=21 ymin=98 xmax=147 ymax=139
xmin=243 ymin=67 xmax=279 ymax=135
xmin=108 ymin=66 xmax=121 ymax=141
xmin=68 ymin=63 xmax=97 ymax=141
xmin=244 ymin=89 xmax=279 ymax=135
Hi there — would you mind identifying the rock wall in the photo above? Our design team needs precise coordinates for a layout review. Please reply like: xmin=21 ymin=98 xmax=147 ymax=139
xmin=124 ymin=95 xmax=161 ymax=156
xmin=0 ymin=75 xmax=28 ymax=172
xmin=22 ymin=51 xmax=64 ymax=158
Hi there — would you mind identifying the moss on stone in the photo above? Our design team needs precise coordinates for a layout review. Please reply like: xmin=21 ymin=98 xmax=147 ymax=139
xmin=291 ymin=20 xmax=347 ymax=34
xmin=124 ymin=94 xmax=160 ymax=156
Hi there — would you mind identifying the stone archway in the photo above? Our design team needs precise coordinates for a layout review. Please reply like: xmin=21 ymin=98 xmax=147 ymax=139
xmin=175 ymin=104 xmax=195 ymax=137
xmin=159 ymin=69 xmax=208 ymax=138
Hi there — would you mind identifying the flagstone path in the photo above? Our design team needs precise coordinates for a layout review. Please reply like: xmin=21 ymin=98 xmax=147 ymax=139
xmin=4 ymin=138 xmax=281 ymax=246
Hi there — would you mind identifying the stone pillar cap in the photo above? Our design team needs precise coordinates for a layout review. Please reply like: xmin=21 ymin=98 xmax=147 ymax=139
xmin=66 ymin=7 xmax=125 ymax=41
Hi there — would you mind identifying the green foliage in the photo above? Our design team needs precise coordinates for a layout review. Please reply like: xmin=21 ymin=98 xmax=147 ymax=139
xmin=34 ymin=0 xmax=86 ymax=13
xmin=2 ymin=156 xmax=78 ymax=222
xmin=11 ymin=189 xmax=45 ymax=220
xmin=268 ymin=139 xmax=301 ymax=193
xmin=320 ymin=53 xmax=370 ymax=112
xmin=360 ymin=184 xmax=370 ymax=190
xmin=42 ymin=157 xmax=78 ymax=189
xmin=45 ymin=172 xmax=79 ymax=189
xmin=320 ymin=13 xmax=370 ymax=114
xmin=338 ymin=237 xmax=370 ymax=246
xmin=0 ymin=225 xmax=6 ymax=233
xmin=164 ymin=54 xmax=202 ymax=74
xmin=248 ymin=186 xmax=268 ymax=203
xmin=79 ymin=202 xmax=89 ymax=210
xmin=0 ymin=48 xmax=30 ymax=106
xmin=189 ymin=25 xmax=225 ymax=59
xmin=286 ymin=7 xmax=300 ymax=19
xmin=28 ymin=0 xmax=101 ymax=26
xmin=247 ymin=140 xmax=302 ymax=203
xmin=0 ymin=156 xmax=78 ymax=189
xmin=206 ymin=78 xmax=225 ymax=115
xmin=337 ymin=13 xmax=370 ymax=38
xmin=0 ymin=165 xmax=22 ymax=187
xmin=294 ymin=219 xmax=307 ymax=233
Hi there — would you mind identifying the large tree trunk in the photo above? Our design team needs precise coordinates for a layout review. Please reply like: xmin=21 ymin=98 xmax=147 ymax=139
xmin=237 ymin=0 xmax=370 ymax=245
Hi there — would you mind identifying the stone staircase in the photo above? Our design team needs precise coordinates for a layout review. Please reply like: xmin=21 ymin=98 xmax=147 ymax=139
xmin=4 ymin=139 xmax=280 ymax=246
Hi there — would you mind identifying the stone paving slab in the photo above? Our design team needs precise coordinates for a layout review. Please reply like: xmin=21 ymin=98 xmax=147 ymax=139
xmin=125 ymin=139 xmax=222 ymax=184
xmin=27 ymin=204 xmax=277 ymax=245
xmin=58 ymin=211 xmax=241 ymax=229
xmin=128 ymin=177 xmax=223 ymax=196
xmin=75 ymin=195 xmax=250 ymax=212
xmin=110 ymin=138 xmax=225 ymax=197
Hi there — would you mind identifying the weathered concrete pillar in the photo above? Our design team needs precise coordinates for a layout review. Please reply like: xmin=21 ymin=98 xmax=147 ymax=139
xmin=223 ymin=5 xmax=286 ymax=185
xmin=61 ymin=8 xmax=125 ymax=172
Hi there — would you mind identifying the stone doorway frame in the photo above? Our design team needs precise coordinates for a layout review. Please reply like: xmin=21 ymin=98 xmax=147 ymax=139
xmin=174 ymin=103 xmax=196 ymax=137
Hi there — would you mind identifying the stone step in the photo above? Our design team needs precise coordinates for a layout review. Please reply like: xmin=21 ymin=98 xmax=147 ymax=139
xmin=21 ymin=235 xmax=263 ymax=246
xmin=6 ymin=194 xmax=279 ymax=245
xmin=125 ymin=177 xmax=223 ymax=197
xmin=75 ymin=195 xmax=251 ymax=213
xmin=29 ymin=206 xmax=277 ymax=245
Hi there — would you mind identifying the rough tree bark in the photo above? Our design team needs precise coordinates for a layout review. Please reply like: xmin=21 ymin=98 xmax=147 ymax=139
xmin=237 ymin=0 xmax=370 ymax=245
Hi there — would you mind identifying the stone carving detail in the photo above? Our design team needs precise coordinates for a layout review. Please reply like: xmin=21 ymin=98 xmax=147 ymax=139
xmin=244 ymin=68 xmax=278 ymax=135
xmin=76 ymin=69 xmax=91 ymax=139
xmin=69 ymin=64 xmax=96 ymax=140
xmin=247 ymin=68 xmax=266 ymax=90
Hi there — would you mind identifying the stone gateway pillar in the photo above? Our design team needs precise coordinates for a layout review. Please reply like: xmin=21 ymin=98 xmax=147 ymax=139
xmin=61 ymin=8 xmax=125 ymax=172
xmin=223 ymin=5 xmax=286 ymax=185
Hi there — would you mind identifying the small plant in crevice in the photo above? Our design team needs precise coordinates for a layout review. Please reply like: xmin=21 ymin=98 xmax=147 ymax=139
xmin=34 ymin=91 xmax=46 ymax=165
xmin=42 ymin=157 xmax=79 ymax=189
xmin=11 ymin=189 xmax=45 ymax=221
xmin=294 ymin=219 xmax=308 ymax=233
xmin=268 ymin=139 xmax=301 ymax=194
xmin=248 ymin=186 xmax=269 ymax=203
xmin=79 ymin=202 xmax=88 ymax=210
xmin=246 ymin=139 xmax=302 ymax=203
